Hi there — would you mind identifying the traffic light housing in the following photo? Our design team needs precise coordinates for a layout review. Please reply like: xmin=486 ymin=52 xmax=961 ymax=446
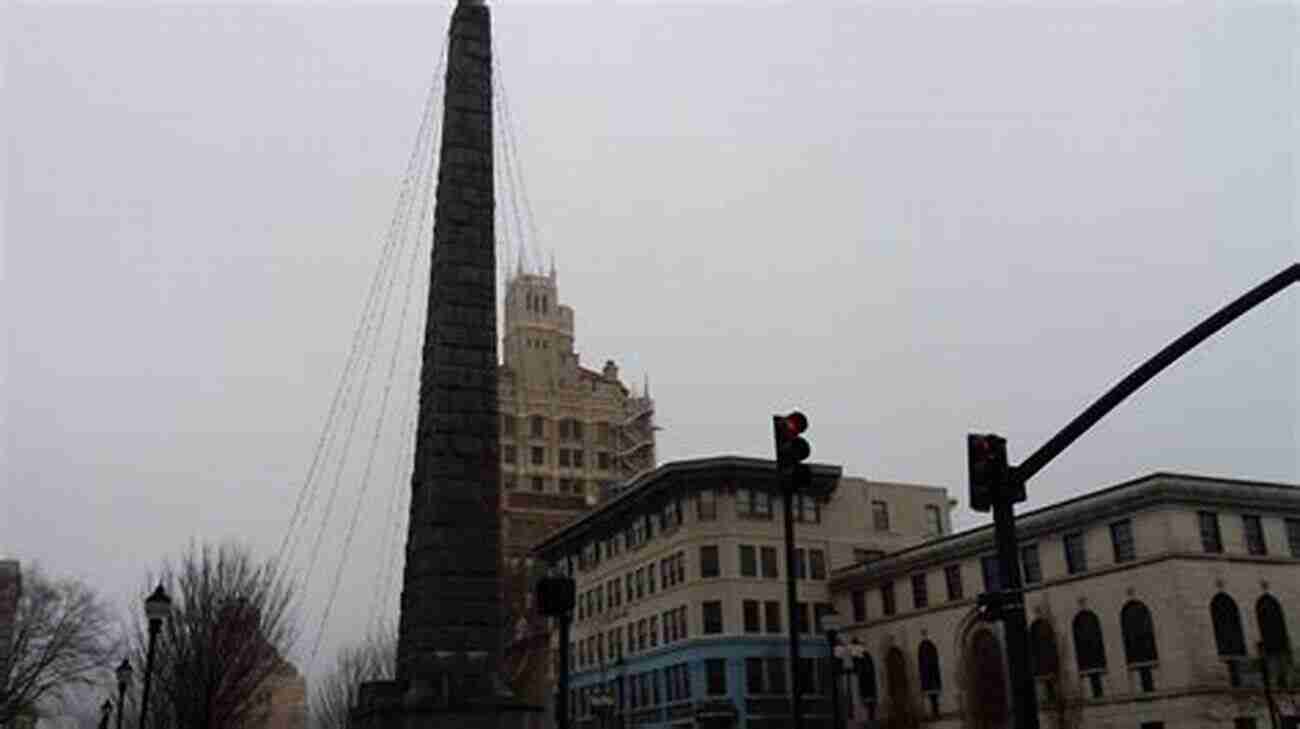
xmin=967 ymin=433 xmax=1018 ymax=512
xmin=773 ymin=411 xmax=811 ymax=470
xmin=535 ymin=575 xmax=576 ymax=617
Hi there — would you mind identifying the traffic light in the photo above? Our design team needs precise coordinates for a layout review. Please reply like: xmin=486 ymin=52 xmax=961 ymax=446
xmin=535 ymin=575 xmax=576 ymax=617
xmin=967 ymin=433 xmax=1010 ymax=513
xmin=773 ymin=411 xmax=811 ymax=470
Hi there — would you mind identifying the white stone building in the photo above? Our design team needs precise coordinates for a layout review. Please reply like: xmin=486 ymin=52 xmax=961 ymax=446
xmin=829 ymin=473 xmax=1300 ymax=729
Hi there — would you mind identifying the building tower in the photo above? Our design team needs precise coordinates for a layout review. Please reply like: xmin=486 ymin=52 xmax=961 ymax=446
xmin=496 ymin=268 xmax=657 ymax=705
xmin=351 ymin=2 xmax=538 ymax=726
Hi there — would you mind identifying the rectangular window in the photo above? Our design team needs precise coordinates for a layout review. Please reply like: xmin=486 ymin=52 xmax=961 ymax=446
xmin=573 ymin=450 xmax=585 ymax=468
xmin=1064 ymin=532 xmax=1087 ymax=574
xmin=743 ymin=600 xmax=761 ymax=633
xmin=1110 ymin=520 xmax=1136 ymax=563
xmin=760 ymin=546 xmax=779 ymax=578
xmin=795 ymin=548 xmax=807 ymax=580
xmin=530 ymin=416 xmax=545 ymax=438
xmin=851 ymin=590 xmax=866 ymax=622
xmin=598 ymin=451 xmax=610 ymax=470
xmin=1200 ymin=511 xmax=1224 ymax=553
xmin=981 ymin=555 xmax=1002 ymax=592
xmin=739 ymin=545 xmax=757 ymax=577
xmin=746 ymin=657 xmax=765 ymax=695
xmin=814 ymin=602 xmax=834 ymax=633
xmin=531 ymin=476 xmax=545 ymax=492
xmin=705 ymin=659 xmax=727 ymax=696
xmin=1244 ymin=515 xmax=1267 ymax=555
xmin=945 ymin=565 xmax=964 ymax=601
xmin=502 ymin=415 xmax=516 ymax=436
xmin=739 ymin=488 xmax=773 ymax=519
xmin=573 ymin=420 xmax=584 ymax=440
xmin=649 ymin=616 xmax=658 ymax=647
xmin=764 ymin=601 xmax=782 ymax=634
xmin=765 ymin=657 xmax=787 ymax=694
xmin=810 ymin=549 xmax=827 ymax=580
xmin=1287 ymin=518 xmax=1300 ymax=558
xmin=531 ymin=446 xmax=545 ymax=466
xmin=503 ymin=445 xmax=516 ymax=464
xmin=1234 ymin=719 xmax=1258 ymax=729
xmin=911 ymin=573 xmax=928 ymax=609
xmin=647 ymin=563 xmax=656 ymax=593
xmin=700 ymin=546 xmax=720 ymax=578
xmin=881 ymin=582 xmax=896 ymax=616
xmin=795 ymin=602 xmax=810 ymax=634
xmin=558 ymin=449 xmax=571 ymax=467
xmin=1021 ymin=544 xmax=1042 ymax=585
xmin=925 ymin=504 xmax=943 ymax=536
xmin=703 ymin=601 xmax=724 ymax=634
xmin=697 ymin=489 xmax=717 ymax=521
xmin=796 ymin=494 xmax=821 ymax=523
xmin=872 ymin=501 xmax=890 ymax=531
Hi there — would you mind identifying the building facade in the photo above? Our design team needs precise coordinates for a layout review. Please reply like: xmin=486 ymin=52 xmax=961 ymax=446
xmin=0 ymin=560 xmax=19 ymax=683
xmin=498 ymin=268 xmax=656 ymax=564
xmin=532 ymin=456 xmax=953 ymax=729
xmin=829 ymin=473 xmax=1300 ymax=729
xmin=499 ymin=268 xmax=657 ymax=714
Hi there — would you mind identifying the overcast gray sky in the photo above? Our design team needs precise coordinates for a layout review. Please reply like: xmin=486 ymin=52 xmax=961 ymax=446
xmin=4 ymin=0 xmax=1297 ymax=691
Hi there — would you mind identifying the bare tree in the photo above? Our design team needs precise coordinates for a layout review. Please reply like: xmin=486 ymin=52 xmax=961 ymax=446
xmin=128 ymin=542 xmax=298 ymax=729
xmin=0 ymin=566 xmax=115 ymax=727
xmin=309 ymin=627 xmax=396 ymax=729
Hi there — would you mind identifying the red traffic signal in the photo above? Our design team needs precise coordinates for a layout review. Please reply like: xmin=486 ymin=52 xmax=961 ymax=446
xmin=967 ymin=433 xmax=1024 ymax=512
xmin=774 ymin=411 xmax=811 ymax=470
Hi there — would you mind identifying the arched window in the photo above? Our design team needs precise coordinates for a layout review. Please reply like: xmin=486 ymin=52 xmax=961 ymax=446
xmin=965 ymin=629 xmax=1009 ymax=727
xmin=886 ymin=646 xmax=909 ymax=699
xmin=1072 ymin=610 xmax=1107 ymax=672
xmin=1029 ymin=619 xmax=1060 ymax=677
xmin=1210 ymin=594 xmax=1247 ymax=657
xmin=1257 ymin=594 xmax=1293 ymax=658
xmin=1121 ymin=601 xmax=1159 ymax=664
xmin=918 ymin=640 xmax=941 ymax=692
xmin=855 ymin=651 xmax=877 ymax=701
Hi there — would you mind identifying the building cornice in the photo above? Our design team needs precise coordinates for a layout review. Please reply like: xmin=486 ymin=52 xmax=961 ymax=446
xmin=830 ymin=472 xmax=1300 ymax=591
xmin=530 ymin=456 xmax=843 ymax=560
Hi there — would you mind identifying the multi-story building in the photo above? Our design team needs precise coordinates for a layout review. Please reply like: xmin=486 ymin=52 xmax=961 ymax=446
xmin=498 ymin=267 xmax=656 ymax=564
xmin=531 ymin=456 xmax=953 ymax=729
xmin=829 ymin=472 xmax=1300 ymax=729
xmin=499 ymin=267 xmax=657 ymax=710
xmin=0 ymin=560 xmax=19 ymax=689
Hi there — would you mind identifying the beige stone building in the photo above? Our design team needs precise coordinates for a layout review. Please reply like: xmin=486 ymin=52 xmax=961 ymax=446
xmin=830 ymin=473 xmax=1300 ymax=729
xmin=498 ymin=267 xmax=656 ymax=712
xmin=254 ymin=659 xmax=307 ymax=729
xmin=531 ymin=456 xmax=952 ymax=729
xmin=498 ymin=267 xmax=656 ymax=563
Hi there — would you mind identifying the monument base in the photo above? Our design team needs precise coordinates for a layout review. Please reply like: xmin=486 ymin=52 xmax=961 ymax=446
xmin=351 ymin=675 xmax=544 ymax=729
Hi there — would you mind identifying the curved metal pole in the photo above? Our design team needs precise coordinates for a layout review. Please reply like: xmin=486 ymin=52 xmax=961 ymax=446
xmin=1016 ymin=263 xmax=1299 ymax=483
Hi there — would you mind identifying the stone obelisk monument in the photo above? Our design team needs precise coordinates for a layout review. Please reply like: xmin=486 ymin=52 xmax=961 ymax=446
xmin=351 ymin=2 xmax=539 ymax=726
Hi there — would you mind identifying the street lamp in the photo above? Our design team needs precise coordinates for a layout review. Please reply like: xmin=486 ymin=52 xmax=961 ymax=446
xmin=822 ymin=612 xmax=844 ymax=729
xmin=114 ymin=658 xmax=132 ymax=729
xmin=139 ymin=583 xmax=172 ymax=729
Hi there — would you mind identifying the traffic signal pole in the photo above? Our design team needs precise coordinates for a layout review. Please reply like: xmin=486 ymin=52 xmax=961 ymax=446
xmin=992 ymin=479 xmax=1038 ymax=729
xmin=782 ymin=480 xmax=805 ymax=729
xmin=968 ymin=264 xmax=1297 ymax=729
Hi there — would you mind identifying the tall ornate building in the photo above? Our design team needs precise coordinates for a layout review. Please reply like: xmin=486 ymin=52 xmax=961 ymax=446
xmin=497 ymin=267 xmax=656 ymax=715
xmin=498 ymin=266 xmax=656 ymax=564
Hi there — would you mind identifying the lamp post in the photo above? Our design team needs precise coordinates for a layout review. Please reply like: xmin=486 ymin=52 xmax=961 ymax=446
xmin=139 ymin=583 xmax=172 ymax=729
xmin=821 ymin=613 xmax=844 ymax=729
xmin=114 ymin=658 xmax=132 ymax=729
xmin=98 ymin=699 xmax=113 ymax=729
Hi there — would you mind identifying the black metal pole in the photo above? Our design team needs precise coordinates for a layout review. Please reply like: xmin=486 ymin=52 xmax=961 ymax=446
xmin=115 ymin=681 xmax=128 ymax=729
xmin=1017 ymin=263 xmax=1298 ymax=484
xmin=1258 ymin=642 xmax=1281 ymax=729
xmin=783 ymin=481 xmax=804 ymax=729
xmin=827 ymin=629 xmax=842 ymax=729
xmin=557 ymin=613 xmax=572 ymax=729
xmin=993 ymin=483 xmax=1039 ymax=729
xmin=138 ymin=619 xmax=161 ymax=729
